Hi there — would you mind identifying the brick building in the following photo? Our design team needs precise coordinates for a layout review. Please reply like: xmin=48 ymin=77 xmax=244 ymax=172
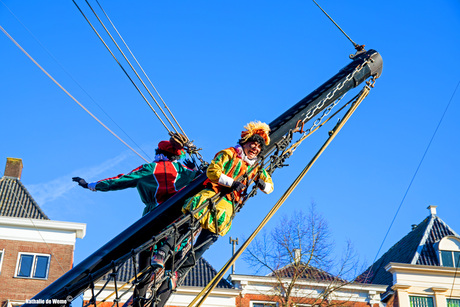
xmin=83 ymin=257 xmax=239 ymax=307
xmin=83 ymin=250 xmax=386 ymax=307
xmin=0 ymin=158 xmax=86 ymax=306
xmin=229 ymin=261 xmax=386 ymax=307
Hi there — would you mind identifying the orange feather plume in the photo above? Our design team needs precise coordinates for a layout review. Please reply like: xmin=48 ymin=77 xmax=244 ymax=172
xmin=240 ymin=121 xmax=270 ymax=145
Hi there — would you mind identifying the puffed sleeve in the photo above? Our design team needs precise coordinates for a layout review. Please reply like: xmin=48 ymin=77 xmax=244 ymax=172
xmin=258 ymin=168 xmax=274 ymax=194
xmin=206 ymin=149 xmax=235 ymax=187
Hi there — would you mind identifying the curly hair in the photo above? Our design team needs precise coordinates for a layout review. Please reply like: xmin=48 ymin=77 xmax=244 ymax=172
xmin=238 ymin=134 xmax=266 ymax=155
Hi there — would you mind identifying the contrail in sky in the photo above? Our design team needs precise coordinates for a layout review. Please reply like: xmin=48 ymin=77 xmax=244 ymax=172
xmin=28 ymin=152 xmax=133 ymax=205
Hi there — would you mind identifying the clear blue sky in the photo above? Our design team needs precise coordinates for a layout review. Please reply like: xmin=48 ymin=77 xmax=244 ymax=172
xmin=1 ymin=0 xmax=460 ymax=280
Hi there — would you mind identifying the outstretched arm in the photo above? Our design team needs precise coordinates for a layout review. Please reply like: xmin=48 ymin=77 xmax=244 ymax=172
xmin=72 ymin=177 xmax=88 ymax=189
xmin=72 ymin=164 xmax=152 ymax=192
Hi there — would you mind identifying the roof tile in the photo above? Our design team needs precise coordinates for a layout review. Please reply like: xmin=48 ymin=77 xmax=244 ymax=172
xmin=0 ymin=177 xmax=49 ymax=219
xmin=358 ymin=213 xmax=457 ymax=286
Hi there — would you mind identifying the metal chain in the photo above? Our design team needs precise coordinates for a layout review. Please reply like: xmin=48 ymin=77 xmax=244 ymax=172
xmin=302 ymin=59 xmax=369 ymax=122
xmin=288 ymin=92 xmax=346 ymax=156
xmin=76 ymin=61 xmax=375 ymax=306
xmin=268 ymin=58 xmax=373 ymax=172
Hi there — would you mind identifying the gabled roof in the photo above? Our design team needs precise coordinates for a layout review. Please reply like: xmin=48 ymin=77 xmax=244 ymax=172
xmin=181 ymin=257 xmax=233 ymax=288
xmin=106 ymin=257 xmax=233 ymax=289
xmin=358 ymin=211 xmax=458 ymax=286
xmin=0 ymin=176 xmax=49 ymax=220
xmin=268 ymin=262 xmax=339 ymax=282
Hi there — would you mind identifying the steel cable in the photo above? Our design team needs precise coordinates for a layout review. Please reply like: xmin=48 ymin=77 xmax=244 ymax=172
xmin=72 ymin=0 xmax=172 ymax=134
xmin=0 ymin=24 xmax=150 ymax=163
xmin=82 ymin=0 xmax=181 ymax=136
xmin=366 ymin=80 xmax=460 ymax=284
xmin=188 ymin=86 xmax=371 ymax=307
xmin=0 ymin=0 xmax=152 ymax=161
xmin=93 ymin=0 xmax=190 ymax=140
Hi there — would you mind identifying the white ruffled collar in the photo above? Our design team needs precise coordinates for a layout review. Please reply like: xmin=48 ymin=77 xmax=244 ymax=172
xmin=154 ymin=153 xmax=173 ymax=162
xmin=234 ymin=145 xmax=257 ymax=166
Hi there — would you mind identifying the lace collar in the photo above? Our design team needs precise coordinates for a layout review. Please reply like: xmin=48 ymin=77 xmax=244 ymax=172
xmin=154 ymin=153 xmax=174 ymax=162
xmin=234 ymin=145 xmax=257 ymax=166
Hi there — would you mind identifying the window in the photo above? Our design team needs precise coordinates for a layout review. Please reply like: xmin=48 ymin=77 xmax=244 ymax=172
xmin=15 ymin=253 xmax=50 ymax=279
xmin=441 ymin=250 xmax=460 ymax=267
xmin=448 ymin=299 xmax=460 ymax=307
xmin=437 ymin=236 xmax=460 ymax=267
xmin=410 ymin=296 xmax=434 ymax=307
xmin=0 ymin=249 xmax=4 ymax=274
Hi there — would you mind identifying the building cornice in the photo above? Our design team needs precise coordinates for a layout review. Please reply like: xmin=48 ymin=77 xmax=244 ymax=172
xmin=385 ymin=262 xmax=460 ymax=276
xmin=229 ymin=274 xmax=387 ymax=293
xmin=0 ymin=216 xmax=86 ymax=245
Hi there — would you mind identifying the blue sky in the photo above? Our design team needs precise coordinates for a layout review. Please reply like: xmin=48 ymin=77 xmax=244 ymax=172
xmin=1 ymin=0 xmax=460 ymax=281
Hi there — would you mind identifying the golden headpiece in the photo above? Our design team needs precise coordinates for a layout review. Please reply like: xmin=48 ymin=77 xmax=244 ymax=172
xmin=240 ymin=121 xmax=270 ymax=145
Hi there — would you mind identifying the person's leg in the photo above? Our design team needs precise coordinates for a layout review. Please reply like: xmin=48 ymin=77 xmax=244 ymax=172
xmin=163 ymin=229 xmax=218 ymax=291
xmin=151 ymin=236 xmax=174 ymax=268
xmin=176 ymin=228 xmax=219 ymax=277
xmin=152 ymin=278 xmax=172 ymax=307
xmin=152 ymin=223 xmax=190 ymax=268
xmin=133 ymin=249 xmax=152 ymax=307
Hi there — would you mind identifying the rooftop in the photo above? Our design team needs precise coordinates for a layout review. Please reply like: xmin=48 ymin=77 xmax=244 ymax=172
xmin=0 ymin=158 xmax=49 ymax=219
xmin=358 ymin=205 xmax=458 ymax=286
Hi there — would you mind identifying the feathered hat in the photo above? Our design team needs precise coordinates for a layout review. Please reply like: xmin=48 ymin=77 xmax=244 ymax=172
xmin=240 ymin=121 xmax=270 ymax=146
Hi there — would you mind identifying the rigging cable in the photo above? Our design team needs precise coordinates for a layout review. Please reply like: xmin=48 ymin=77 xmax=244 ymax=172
xmin=93 ymin=0 xmax=190 ymax=140
xmin=366 ymin=80 xmax=460 ymax=282
xmin=188 ymin=85 xmax=372 ymax=307
xmin=82 ymin=0 xmax=183 ymax=137
xmin=0 ymin=0 xmax=152 ymax=161
xmin=446 ymin=82 xmax=460 ymax=299
xmin=0 ymin=24 xmax=150 ymax=163
xmin=71 ymin=0 xmax=172 ymax=135
xmin=312 ymin=0 xmax=365 ymax=52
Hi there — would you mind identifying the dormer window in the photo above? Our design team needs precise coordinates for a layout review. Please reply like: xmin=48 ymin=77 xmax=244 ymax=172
xmin=437 ymin=236 xmax=460 ymax=268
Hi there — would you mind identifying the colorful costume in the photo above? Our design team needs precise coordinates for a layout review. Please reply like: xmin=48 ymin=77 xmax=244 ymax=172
xmin=183 ymin=145 xmax=273 ymax=235
xmin=90 ymin=156 xmax=197 ymax=215
xmin=73 ymin=135 xmax=197 ymax=306
xmin=152 ymin=121 xmax=274 ymax=290
xmin=74 ymin=138 xmax=198 ymax=216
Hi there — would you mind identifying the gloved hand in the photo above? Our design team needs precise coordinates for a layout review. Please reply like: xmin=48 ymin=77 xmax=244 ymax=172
xmin=72 ymin=177 xmax=88 ymax=189
xmin=255 ymin=178 xmax=266 ymax=190
xmin=183 ymin=159 xmax=196 ymax=170
xmin=231 ymin=181 xmax=246 ymax=192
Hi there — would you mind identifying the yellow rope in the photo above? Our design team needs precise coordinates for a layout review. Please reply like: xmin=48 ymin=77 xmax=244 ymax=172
xmin=188 ymin=85 xmax=371 ymax=307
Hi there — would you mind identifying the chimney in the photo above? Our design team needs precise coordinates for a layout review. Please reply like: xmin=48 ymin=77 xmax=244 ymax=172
xmin=294 ymin=248 xmax=301 ymax=264
xmin=427 ymin=205 xmax=437 ymax=216
xmin=4 ymin=158 xmax=23 ymax=179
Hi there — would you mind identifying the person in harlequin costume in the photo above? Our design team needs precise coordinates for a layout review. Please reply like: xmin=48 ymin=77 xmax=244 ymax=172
xmin=72 ymin=133 xmax=198 ymax=216
xmin=151 ymin=121 xmax=274 ymax=291
xmin=72 ymin=132 xmax=198 ymax=307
